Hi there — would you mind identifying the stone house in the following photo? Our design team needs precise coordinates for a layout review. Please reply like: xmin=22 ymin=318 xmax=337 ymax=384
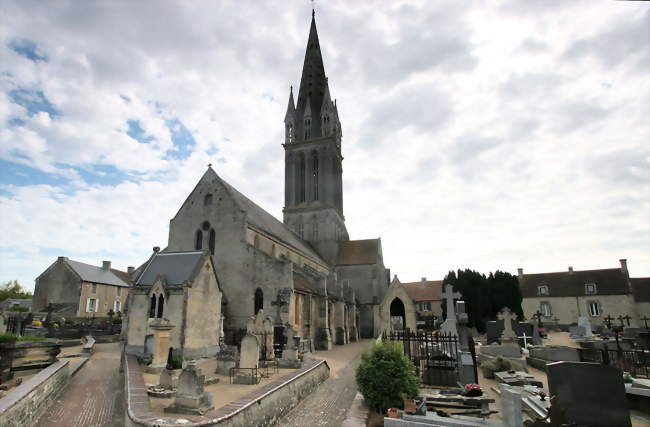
xmin=126 ymin=249 xmax=223 ymax=359
xmin=33 ymin=256 xmax=130 ymax=317
xmin=518 ymin=259 xmax=647 ymax=328
xmin=151 ymin=14 xmax=386 ymax=350
xmin=378 ymin=276 xmax=443 ymax=332
xmin=401 ymin=278 xmax=443 ymax=328
xmin=631 ymin=277 xmax=650 ymax=324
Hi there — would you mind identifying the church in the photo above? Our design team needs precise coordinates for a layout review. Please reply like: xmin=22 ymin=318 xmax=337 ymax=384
xmin=126 ymin=13 xmax=389 ymax=357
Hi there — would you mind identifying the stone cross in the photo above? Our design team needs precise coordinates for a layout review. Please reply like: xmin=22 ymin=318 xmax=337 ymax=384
xmin=442 ymin=284 xmax=461 ymax=321
xmin=518 ymin=332 xmax=529 ymax=348
xmin=533 ymin=310 xmax=544 ymax=328
xmin=497 ymin=308 xmax=518 ymax=342
xmin=271 ymin=291 xmax=288 ymax=325
xmin=604 ymin=315 xmax=614 ymax=329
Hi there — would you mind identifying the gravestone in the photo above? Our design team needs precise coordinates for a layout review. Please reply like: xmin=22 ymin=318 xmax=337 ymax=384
xmin=278 ymin=323 xmax=302 ymax=368
xmin=497 ymin=308 xmax=518 ymax=344
xmin=495 ymin=370 xmax=543 ymax=387
xmin=440 ymin=284 xmax=461 ymax=336
xmin=499 ymin=384 xmax=523 ymax=427
xmin=547 ymin=361 xmax=631 ymax=427
xmin=215 ymin=345 xmax=238 ymax=376
xmin=233 ymin=333 xmax=259 ymax=384
xmin=165 ymin=361 xmax=213 ymax=415
xmin=577 ymin=316 xmax=593 ymax=338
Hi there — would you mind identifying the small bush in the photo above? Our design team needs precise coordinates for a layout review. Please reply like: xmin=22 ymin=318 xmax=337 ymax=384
xmin=7 ymin=306 xmax=29 ymax=312
xmin=355 ymin=340 xmax=419 ymax=412
xmin=171 ymin=355 xmax=183 ymax=370
xmin=18 ymin=336 xmax=46 ymax=341
xmin=0 ymin=333 xmax=18 ymax=343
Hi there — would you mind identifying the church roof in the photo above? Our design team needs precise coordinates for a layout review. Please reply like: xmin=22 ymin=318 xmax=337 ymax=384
xmin=632 ymin=277 xmax=650 ymax=302
xmin=65 ymin=259 xmax=130 ymax=287
xmin=135 ymin=250 xmax=205 ymax=286
xmin=216 ymin=170 xmax=327 ymax=265
xmin=518 ymin=267 xmax=630 ymax=298
xmin=337 ymin=239 xmax=380 ymax=265
xmin=402 ymin=280 xmax=443 ymax=302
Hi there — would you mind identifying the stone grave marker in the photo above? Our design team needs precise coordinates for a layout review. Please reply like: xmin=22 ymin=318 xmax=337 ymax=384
xmin=278 ymin=323 xmax=302 ymax=368
xmin=577 ymin=316 xmax=593 ymax=338
xmin=440 ymin=284 xmax=461 ymax=336
xmin=165 ymin=361 xmax=213 ymax=415
xmin=497 ymin=308 xmax=518 ymax=343
xmin=547 ymin=361 xmax=631 ymax=427
xmin=234 ymin=333 xmax=259 ymax=384
xmin=499 ymin=384 xmax=523 ymax=427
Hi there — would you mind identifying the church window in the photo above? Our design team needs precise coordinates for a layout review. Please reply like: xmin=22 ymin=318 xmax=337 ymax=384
xmin=149 ymin=295 xmax=156 ymax=318
xmin=157 ymin=294 xmax=165 ymax=318
xmin=254 ymin=288 xmax=263 ymax=315
xmin=312 ymin=152 xmax=319 ymax=200
xmin=304 ymin=119 xmax=311 ymax=139
xmin=297 ymin=223 xmax=304 ymax=239
xmin=299 ymin=154 xmax=306 ymax=203
xmin=312 ymin=221 xmax=318 ymax=240
xmin=209 ymin=229 xmax=216 ymax=254
xmin=195 ymin=230 xmax=203 ymax=250
xmin=286 ymin=124 xmax=293 ymax=143
xmin=204 ymin=193 xmax=213 ymax=206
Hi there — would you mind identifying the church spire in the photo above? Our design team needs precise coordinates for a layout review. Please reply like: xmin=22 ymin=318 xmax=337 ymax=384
xmin=284 ymin=86 xmax=295 ymax=122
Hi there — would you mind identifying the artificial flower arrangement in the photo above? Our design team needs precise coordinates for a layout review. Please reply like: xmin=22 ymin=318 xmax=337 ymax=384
xmin=464 ymin=383 xmax=483 ymax=397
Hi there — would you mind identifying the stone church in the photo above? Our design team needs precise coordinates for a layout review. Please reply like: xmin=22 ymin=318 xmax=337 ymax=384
xmin=126 ymin=13 xmax=388 ymax=356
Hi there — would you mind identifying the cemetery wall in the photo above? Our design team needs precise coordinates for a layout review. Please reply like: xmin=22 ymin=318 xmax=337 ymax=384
xmin=0 ymin=360 xmax=69 ymax=427
xmin=183 ymin=258 xmax=222 ymax=359
xmin=33 ymin=260 xmax=80 ymax=313
xmin=522 ymin=294 xmax=639 ymax=327
xmin=78 ymin=281 xmax=128 ymax=317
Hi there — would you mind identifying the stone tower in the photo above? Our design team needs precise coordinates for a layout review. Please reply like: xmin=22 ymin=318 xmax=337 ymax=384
xmin=283 ymin=12 xmax=349 ymax=265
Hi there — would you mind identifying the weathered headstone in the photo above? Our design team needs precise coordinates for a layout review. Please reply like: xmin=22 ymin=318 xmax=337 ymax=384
xmin=440 ymin=284 xmax=461 ymax=336
xmin=547 ymin=361 xmax=631 ymax=427
xmin=278 ymin=323 xmax=302 ymax=368
xmin=215 ymin=345 xmax=238 ymax=376
xmin=497 ymin=308 xmax=518 ymax=343
xmin=165 ymin=361 xmax=213 ymax=415
xmin=233 ymin=333 xmax=259 ymax=384
xmin=577 ymin=316 xmax=593 ymax=338
xmin=499 ymin=384 xmax=523 ymax=427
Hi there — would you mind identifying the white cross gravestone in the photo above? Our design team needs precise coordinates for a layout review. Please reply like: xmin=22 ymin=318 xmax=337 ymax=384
xmin=497 ymin=308 xmax=518 ymax=343
xmin=440 ymin=284 xmax=461 ymax=336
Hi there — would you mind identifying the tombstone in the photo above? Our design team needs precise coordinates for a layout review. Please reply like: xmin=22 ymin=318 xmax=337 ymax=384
xmin=149 ymin=319 xmax=175 ymax=369
xmin=497 ymin=308 xmax=518 ymax=344
xmin=278 ymin=323 xmax=302 ymax=368
xmin=165 ymin=361 xmax=213 ymax=415
xmin=499 ymin=384 xmax=523 ymax=427
xmin=262 ymin=317 xmax=274 ymax=360
xmin=577 ymin=316 xmax=593 ymax=338
xmin=215 ymin=345 xmax=238 ymax=376
xmin=233 ymin=333 xmax=259 ymax=384
xmin=440 ymin=284 xmax=461 ymax=336
xmin=547 ymin=361 xmax=631 ymax=427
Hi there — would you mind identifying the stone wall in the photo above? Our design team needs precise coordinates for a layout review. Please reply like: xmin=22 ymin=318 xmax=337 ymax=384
xmin=33 ymin=259 xmax=81 ymax=314
xmin=0 ymin=360 xmax=69 ymax=427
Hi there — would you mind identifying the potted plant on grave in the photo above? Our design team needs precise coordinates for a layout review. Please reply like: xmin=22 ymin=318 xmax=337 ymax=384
xmin=464 ymin=383 xmax=483 ymax=397
xmin=623 ymin=372 xmax=633 ymax=389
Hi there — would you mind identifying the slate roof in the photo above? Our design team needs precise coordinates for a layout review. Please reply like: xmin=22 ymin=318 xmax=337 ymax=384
xmin=0 ymin=298 xmax=32 ymax=309
xmin=402 ymin=280 xmax=443 ymax=302
xmin=519 ymin=268 xmax=630 ymax=298
xmin=631 ymin=278 xmax=650 ymax=302
xmin=136 ymin=251 xmax=205 ymax=286
xmin=66 ymin=259 xmax=130 ymax=287
xmin=337 ymin=239 xmax=380 ymax=265
xmin=293 ymin=273 xmax=319 ymax=294
xmin=218 ymin=175 xmax=326 ymax=265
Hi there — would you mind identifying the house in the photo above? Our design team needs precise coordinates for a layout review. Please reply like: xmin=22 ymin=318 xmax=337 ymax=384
xmin=401 ymin=278 xmax=443 ymax=329
xmin=379 ymin=276 xmax=443 ymax=332
xmin=518 ymin=259 xmax=647 ymax=328
xmin=33 ymin=256 xmax=131 ymax=317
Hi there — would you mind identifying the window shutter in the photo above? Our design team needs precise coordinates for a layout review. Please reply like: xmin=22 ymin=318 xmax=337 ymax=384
xmin=86 ymin=298 xmax=91 ymax=312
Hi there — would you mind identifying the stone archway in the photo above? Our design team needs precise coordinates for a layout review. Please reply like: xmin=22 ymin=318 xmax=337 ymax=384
xmin=390 ymin=298 xmax=406 ymax=331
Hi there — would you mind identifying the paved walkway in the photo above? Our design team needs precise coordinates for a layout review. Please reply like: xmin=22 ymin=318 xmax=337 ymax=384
xmin=37 ymin=342 xmax=124 ymax=427
xmin=279 ymin=339 xmax=375 ymax=427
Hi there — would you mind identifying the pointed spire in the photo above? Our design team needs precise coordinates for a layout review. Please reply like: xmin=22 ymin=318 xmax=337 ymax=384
xmin=284 ymin=85 xmax=295 ymax=122
xmin=304 ymin=95 xmax=312 ymax=117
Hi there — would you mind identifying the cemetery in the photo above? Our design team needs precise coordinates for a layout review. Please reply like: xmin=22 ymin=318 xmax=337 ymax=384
xmin=369 ymin=283 xmax=650 ymax=426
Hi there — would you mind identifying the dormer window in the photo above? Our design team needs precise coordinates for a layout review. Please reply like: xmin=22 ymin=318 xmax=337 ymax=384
xmin=538 ymin=285 xmax=549 ymax=296
xmin=585 ymin=283 xmax=597 ymax=295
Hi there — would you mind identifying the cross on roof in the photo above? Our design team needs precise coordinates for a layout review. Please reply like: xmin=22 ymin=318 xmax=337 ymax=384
xmin=442 ymin=284 xmax=461 ymax=320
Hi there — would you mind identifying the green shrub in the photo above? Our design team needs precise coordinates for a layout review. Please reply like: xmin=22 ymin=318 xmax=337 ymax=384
xmin=18 ymin=336 xmax=46 ymax=341
xmin=0 ymin=333 xmax=18 ymax=343
xmin=171 ymin=355 xmax=183 ymax=370
xmin=7 ymin=306 xmax=29 ymax=312
xmin=355 ymin=340 xmax=419 ymax=412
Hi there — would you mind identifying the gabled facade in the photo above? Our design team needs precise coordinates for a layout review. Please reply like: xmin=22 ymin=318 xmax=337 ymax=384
xmin=33 ymin=256 xmax=130 ymax=317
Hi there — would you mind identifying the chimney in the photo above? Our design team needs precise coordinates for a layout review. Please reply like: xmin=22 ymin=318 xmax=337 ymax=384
xmin=127 ymin=266 xmax=135 ymax=275
xmin=568 ymin=266 xmax=574 ymax=274
xmin=517 ymin=268 xmax=523 ymax=277
xmin=102 ymin=261 xmax=111 ymax=271
xmin=619 ymin=259 xmax=628 ymax=275
xmin=153 ymin=246 xmax=160 ymax=253
xmin=421 ymin=277 xmax=427 ymax=283
xmin=58 ymin=256 xmax=68 ymax=262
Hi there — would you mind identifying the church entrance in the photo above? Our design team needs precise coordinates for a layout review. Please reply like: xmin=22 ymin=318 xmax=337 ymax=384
xmin=390 ymin=298 xmax=406 ymax=331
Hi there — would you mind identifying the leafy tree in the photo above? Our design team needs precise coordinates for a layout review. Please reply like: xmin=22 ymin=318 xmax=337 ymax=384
xmin=0 ymin=280 xmax=32 ymax=302
xmin=356 ymin=340 xmax=419 ymax=412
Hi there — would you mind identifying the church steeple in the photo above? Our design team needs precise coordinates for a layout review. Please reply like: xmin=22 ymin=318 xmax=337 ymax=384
xmin=284 ymin=86 xmax=295 ymax=144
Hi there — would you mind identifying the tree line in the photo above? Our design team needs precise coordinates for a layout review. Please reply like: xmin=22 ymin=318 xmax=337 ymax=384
xmin=0 ymin=280 xmax=33 ymax=302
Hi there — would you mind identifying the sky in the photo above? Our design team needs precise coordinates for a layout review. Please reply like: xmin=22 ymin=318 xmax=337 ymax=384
xmin=0 ymin=0 xmax=648 ymax=292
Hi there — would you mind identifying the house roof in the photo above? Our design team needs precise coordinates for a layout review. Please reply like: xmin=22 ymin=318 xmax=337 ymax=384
xmin=518 ymin=268 xmax=630 ymax=298
xmin=402 ymin=280 xmax=443 ymax=302
xmin=337 ymin=239 xmax=380 ymax=265
xmin=66 ymin=259 xmax=130 ymax=288
xmin=136 ymin=251 xmax=205 ymax=286
xmin=0 ymin=298 xmax=32 ymax=309
xmin=632 ymin=278 xmax=650 ymax=302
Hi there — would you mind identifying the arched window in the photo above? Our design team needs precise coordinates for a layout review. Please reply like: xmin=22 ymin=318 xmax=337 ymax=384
xmin=312 ymin=221 xmax=318 ymax=240
xmin=157 ymin=294 xmax=165 ymax=318
xmin=311 ymin=152 xmax=319 ymax=200
xmin=286 ymin=124 xmax=293 ymax=143
xmin=195 ymin=230 xmax=203 ymax=250
xmin=299 ymin=154 xmax=306 ymax=203
xmin=304 ymin=119 xmax=311 ymax=139
xmin=209 ymin=229 xmax=216 ymax=254
xmin=254 ymin=288 xmax=263 ymax=315
xmin=149 ymin=295 xmax=156 ymax=318
xmin=204 ymin=194 xmax=213 ymax=206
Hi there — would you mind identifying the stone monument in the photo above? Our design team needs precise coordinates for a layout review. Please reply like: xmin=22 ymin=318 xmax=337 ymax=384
xmin=165 ymin=361 xmax=213 ymax=415
xmin=148 ymin=319 xmax=175 ymax=371
xmin=233 ymin=333 xmax=259 ymax=384
xmin=278 ymin=323 xmax=302 ymax=368
xmin=440 ymin=284 xmax=461 ymax=336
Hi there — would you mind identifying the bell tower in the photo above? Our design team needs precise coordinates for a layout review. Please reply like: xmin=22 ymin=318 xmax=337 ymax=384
xmin=283 ymin=12 xmax=348 ymax=265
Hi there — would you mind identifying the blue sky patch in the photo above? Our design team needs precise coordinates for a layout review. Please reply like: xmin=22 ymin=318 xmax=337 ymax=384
xmin=165 ymin=118 xmax=196 ymax=160
xmin=0 ymin=159 xmax=70 ymax=188
xmin=126 ymin=119 xmax=155 ymax=143
xmin=8 ymin=38 xmax=48 ymax=62
xmin=71 ymin=163 xmax=135 ymax=186
xmin=9 ymin=89 xmax=60 ymax=117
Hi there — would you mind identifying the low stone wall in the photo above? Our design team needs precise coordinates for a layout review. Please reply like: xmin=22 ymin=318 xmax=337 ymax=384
xmin=124 ymin=353 xmax=330 ymax=426
xmin=0 ymin=360 xmax=69 ymax=427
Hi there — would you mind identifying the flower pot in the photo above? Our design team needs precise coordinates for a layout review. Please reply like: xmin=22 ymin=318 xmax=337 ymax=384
xmin=387 ymin=408 xmax=400 ymax=418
